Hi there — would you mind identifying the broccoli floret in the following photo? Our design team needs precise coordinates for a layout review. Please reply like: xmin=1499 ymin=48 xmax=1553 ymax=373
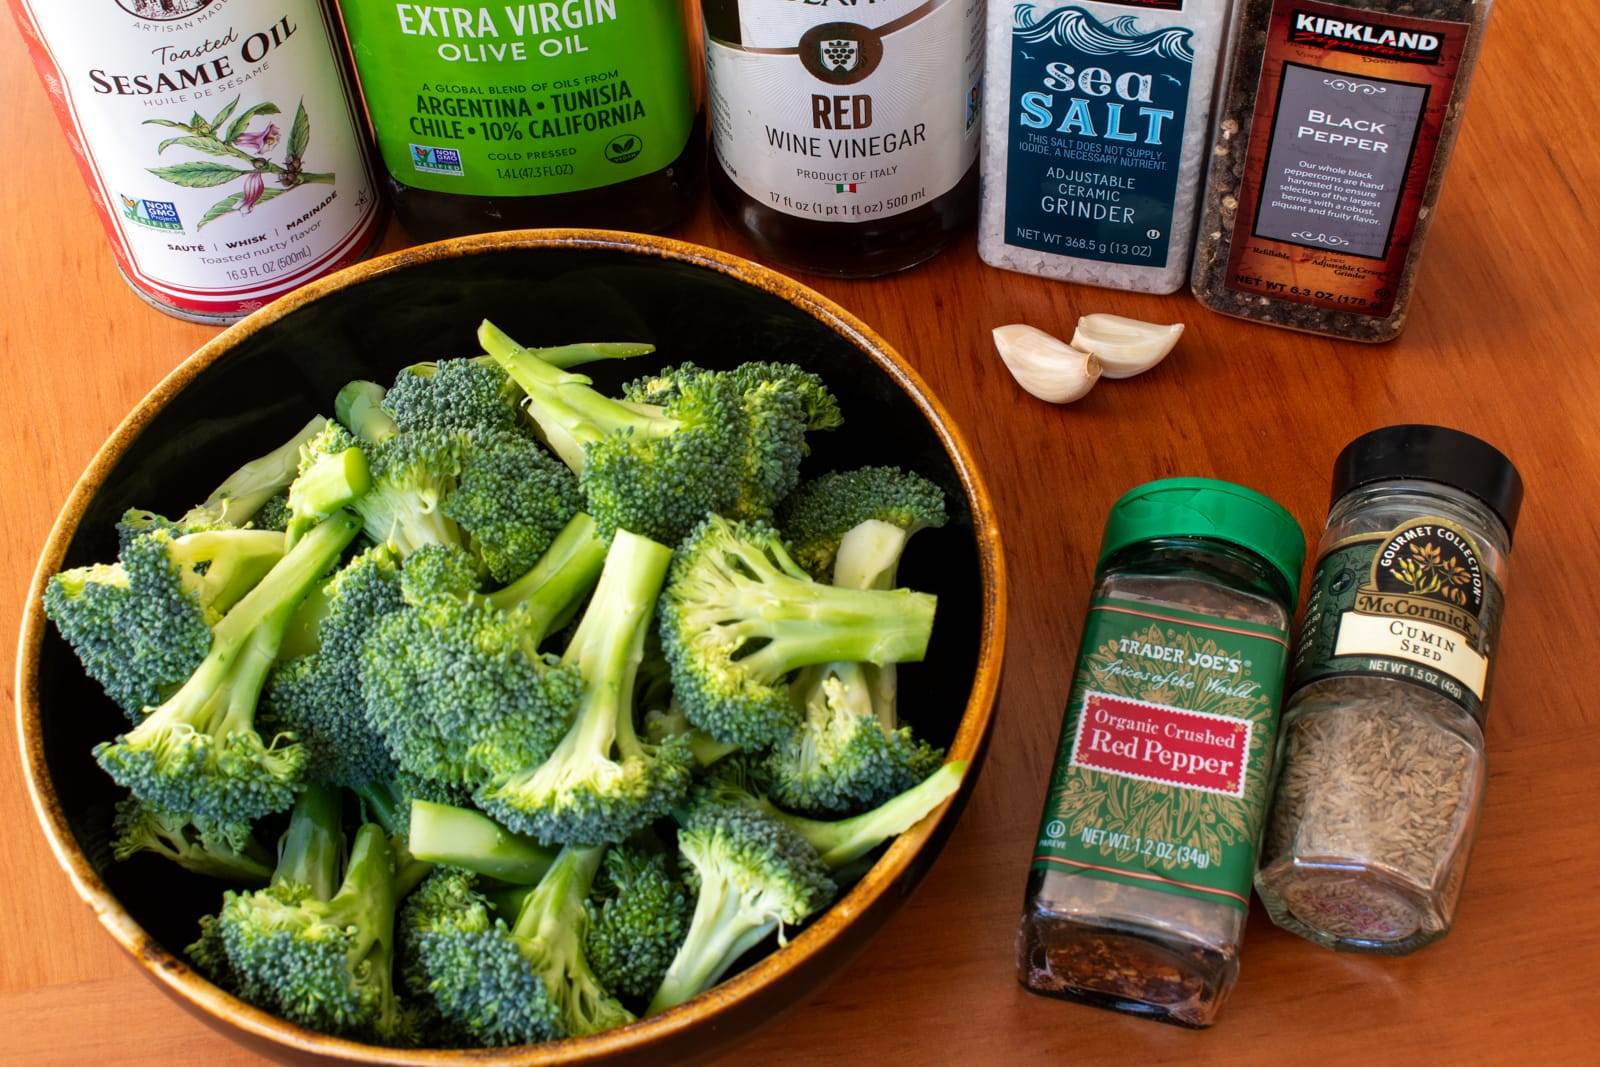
xmin=475 ymin=529 xmax=693 ymax=846
xmin=658 ymin=515 xmax=937 ymax=750
xmin=585 ymin=845 xmax=689 ymax=1002
xmin=646 ymin=793 xmax=835 ymax=1014
xmin=92 ymin=513 xmax=361 ymax=824
xmin=709 ymin=756 xmax=967 ymax=870
xmin=643 ymin=704 xmax=740 ymax=769
xmin=624 ymin=361 xmax=842 ymax=434
xmin=443 ymin=428 xmax=583 ymax=584
xmin=383 ymin=358 xmax=525 ymax=436
xmin=778 ymin=466 xmax=947 ymax=579
xmin=768 ymin=662 xmax=945 ymax=816
xmin=204 ymin=787 xmax=415 ymax=1044
xmin=118 ymin=416 xmax=330 ymax=544
xmin=111 ymin=797 xmax=272 ymax=884
xmin=263 ymin=545 xmax=404 ymax=789
xmin=410 ymin=845 xmax=633 ymax=1045
xmin=285 ymin=428 xmax=371 ymax=546
xmin=44 ymin=526 xmax=286 ymax=717
xmin=408 ymin=799 xmax=557 ymax=885
xmin=250 ymin=492 xmax=292 ymax=533
xmin=334 ymin=383 xmax=467 ymax=556
xmin=361 ymin=517 xmax=606 ymax=795
xmin=482 ymin=321 xmax=757 ymax=543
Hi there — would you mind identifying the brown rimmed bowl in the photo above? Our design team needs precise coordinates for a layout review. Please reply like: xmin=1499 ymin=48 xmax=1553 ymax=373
xmin=16 ymin=229 xmax=1006 ymax=1064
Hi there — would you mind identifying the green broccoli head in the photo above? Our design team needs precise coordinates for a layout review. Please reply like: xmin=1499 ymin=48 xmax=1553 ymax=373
xmin=767 ymin=664 xmax=946 ymax=816
xmin=383 ymin=358 xmax=525 ymax=436
xmin=443 ymin=428 xmax=582 ymax=584
xmin=111 ymin=797 xmax=272 ymax=884
xmin=778 ymin=466 xmax=947 ymax=579
xmin=45 ymin=526 xmax=286 ymax=717
xmin=361 ymin=522 xmax=605 ymax=796
xmin=659 ymin=516 xmax=937 ymax=751
xmin=585 ymin=846 xmax=690 ymax=1002
xmin=646 ymin=793 xmax=835 ymax=1014
xmin=264 ymin=545 xmax=405 ymax=789
xmin=250 ymin=493 xmax=292 ymax=533
xmin=475 ymin=530 xmax=693 ymax=846
xmin=217 ymin=824 xmax=414 ymax=1044
xmin=92 ymin=514 xmax=361 ymax=824
xmin=410 ymin=846 xmax=632 ymax=1045
xmin=357 ymin=429 xmax=467 ymax=557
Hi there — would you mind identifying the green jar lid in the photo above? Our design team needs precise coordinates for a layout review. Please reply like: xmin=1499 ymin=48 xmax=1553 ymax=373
xmin=1097 ymin=478 xmax=1307 ymax=602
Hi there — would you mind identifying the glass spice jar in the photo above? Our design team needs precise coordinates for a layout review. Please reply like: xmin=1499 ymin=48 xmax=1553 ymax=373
xmin=1257 ymin=426 xmax=1523 ymax=954
xmin=1018 ymin=479 xmax=1305 ymax=1028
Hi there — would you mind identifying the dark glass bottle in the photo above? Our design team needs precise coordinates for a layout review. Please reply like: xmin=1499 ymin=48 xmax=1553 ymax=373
xmin=701 ymin=0 xmax=983 ymax=277
xmin=335 ymin=1 xmax=704 ymax=241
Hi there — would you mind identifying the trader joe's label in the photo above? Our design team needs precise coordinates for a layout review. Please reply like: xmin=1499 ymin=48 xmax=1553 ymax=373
xmin=1293 ymin=517 xmax=1501 ymax=721
xmin=1031 ymin=598 xmax=1290 ymax=911
xmin=11 ymin=0 xmax=381 ymax=318
xmin=335 ymin=0 xmax=696 ymax=197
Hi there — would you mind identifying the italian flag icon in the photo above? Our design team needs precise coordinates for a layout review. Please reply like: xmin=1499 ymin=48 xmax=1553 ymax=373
xmin=836 ymin=182 xmax=857 ymax=193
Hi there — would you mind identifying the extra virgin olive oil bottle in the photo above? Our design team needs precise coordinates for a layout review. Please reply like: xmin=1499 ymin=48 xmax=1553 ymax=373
xmin=701 ymin=0 xmax=985 ymax=277
xmin=333 ymin=1 xmax=704 ymax=240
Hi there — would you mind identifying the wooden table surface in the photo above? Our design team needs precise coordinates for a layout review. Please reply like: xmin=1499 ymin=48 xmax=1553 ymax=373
xmin=4 ymin=4 xmax=1599 ymax=1065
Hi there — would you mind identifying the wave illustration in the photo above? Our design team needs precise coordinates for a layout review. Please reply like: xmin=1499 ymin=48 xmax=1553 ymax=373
xmin=1014 ymin=5 xmax=1196 ymax=63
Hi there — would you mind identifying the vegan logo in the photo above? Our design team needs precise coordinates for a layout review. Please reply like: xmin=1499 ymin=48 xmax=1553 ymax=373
xmin=411 ymin=145 xmax=465 ymax=176
xmin=144 ymin=95 xmax=335 ymax=229
xmin=119 ymin=194 xmax=183 ymax=231
xmin=604 ymin=134 xmax=643 ymax=165
xmin=1289 ymin=10 xmax=1443 ymax=64
xmin=116 ymin=0 xmax=216 ymax=21
xmin=798 ymin=23 xmax=883 ymax=85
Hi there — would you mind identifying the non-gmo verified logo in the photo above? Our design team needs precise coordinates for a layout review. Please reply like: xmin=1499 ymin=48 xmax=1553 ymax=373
xmin=411 ymin=145 xmax=464 ymax=176
xmin=119 ymin=194 xmax=183 ymax=231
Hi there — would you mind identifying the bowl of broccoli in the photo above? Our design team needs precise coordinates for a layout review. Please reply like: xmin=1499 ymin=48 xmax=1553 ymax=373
xmin=17 ymin=230 xmax=1006 ymax=1064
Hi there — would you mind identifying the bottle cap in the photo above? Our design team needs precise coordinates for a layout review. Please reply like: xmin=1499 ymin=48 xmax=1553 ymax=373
xmin=1330 ymin=425 xmax=1523 ymax=542
xmin=1098 ymin=478 xmax=1307 ymax=602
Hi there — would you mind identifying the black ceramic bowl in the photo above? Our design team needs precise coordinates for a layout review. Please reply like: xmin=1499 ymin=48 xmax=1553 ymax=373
xmin=17 ymin=230 xmax=1005 ymax=1065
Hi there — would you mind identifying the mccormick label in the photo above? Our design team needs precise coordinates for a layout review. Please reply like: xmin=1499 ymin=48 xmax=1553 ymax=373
xmin=1031 ymin=598 xmax=1290 ymax=911
xmin=703 ymin=0 xmax=983 ymax=222
xmin=9 ymin=0 xmax=382 ymax=322
xmin=1222 ymin=0 xmax=1470 ymax=318
xmin=1294 ymin=517 xmax=1500 ymax=721
xmin=334 ymin=1 xmax=696 ymax=198
xmin=1002 ymin=2 xmax=1197 ymax=268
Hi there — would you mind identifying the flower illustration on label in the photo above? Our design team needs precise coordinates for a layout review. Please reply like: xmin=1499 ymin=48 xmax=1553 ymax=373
xmin=116 ymin=0 xmax=216 ymax=21
xmin=143 ymin=96 xmax=334 ymax=230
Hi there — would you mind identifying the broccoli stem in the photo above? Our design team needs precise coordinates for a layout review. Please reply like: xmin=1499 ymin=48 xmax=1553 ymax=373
xmin=407 ymin=800 xmax=557 ymax=885
xmin=482 ymin=323 xmax=676 ymax=472
xmin=772 ymin=760 xmax=966 ymax=868
xmin=125 ymin=512 xmax=361 ymax=734
xmin=322 ymin=824 xmax=398 ymax=971
xmin=168 ymin=529 xmax=287 ymax=616
xmin=351 ymin=781 xmax=406 ymax=837
xmin=286 ymin=447 xmax=371 ymax=546
xmin=200 ymin=415 xmax=329 ymax=525
xmin=487 ymin=884 xmax=533 ymax=924
xmin=511 ymin=843 xmax=604 ymax=944
xmin=646 ymin=867 xmax=775 ymax=1014
xmin=336 ymin=381 xmax=399 ymax=445
xmin=484 ymin=513 xmax=607 ymax=640
xmin=730 ymin=581 xmax=938 ymax=676
xmin=827 ymin=518 xmax=914 ymax=729
xmin=477 ymin=320 xmax=655 ymax=369
xmin=273 ymin=783 xmax=343 ymax=901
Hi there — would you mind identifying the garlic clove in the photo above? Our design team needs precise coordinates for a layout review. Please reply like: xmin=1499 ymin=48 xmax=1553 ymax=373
xmin=1071 ymin=313 xmax=1184 ymax=379
xmin=992 ymin=324 xmax=1101 ymax=404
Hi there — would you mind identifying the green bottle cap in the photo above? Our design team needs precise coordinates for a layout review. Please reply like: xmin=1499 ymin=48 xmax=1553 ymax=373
xmin=1097 ymin=478 xmax=1307 ymax=603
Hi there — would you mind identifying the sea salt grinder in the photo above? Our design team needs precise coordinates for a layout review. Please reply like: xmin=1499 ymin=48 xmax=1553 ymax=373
xmin=979 ymin=1 xmax=1232 ymax=293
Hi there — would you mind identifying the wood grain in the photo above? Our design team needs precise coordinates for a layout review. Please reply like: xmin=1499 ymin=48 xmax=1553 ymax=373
xmin=3 ymin=2 xmax=1599 ymax=1063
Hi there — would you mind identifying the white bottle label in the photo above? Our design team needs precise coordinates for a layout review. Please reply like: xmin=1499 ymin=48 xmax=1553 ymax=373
xmin=705 ymin=0 xmax=984 ymax=222
xmin=14 ymin=0 xmax=380 ymax=318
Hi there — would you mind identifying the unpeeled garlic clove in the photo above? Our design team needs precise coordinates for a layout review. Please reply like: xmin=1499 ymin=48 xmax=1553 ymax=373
xmin=1071 ymin=313 xmax=1184 ymax=379
xmin=992 ymin=324 xmax=1101 ymax=404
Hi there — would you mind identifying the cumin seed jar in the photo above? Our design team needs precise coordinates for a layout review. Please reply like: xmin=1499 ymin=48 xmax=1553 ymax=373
xmin=1018 ymin=479 xmax=1305 ymax=1028
xmin=1258 ymin=426 xmax=1523 ymax=954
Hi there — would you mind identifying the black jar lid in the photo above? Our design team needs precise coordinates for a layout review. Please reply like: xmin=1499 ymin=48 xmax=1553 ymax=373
xmin=1331 ymin=425 xmax=1524 ymax=541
